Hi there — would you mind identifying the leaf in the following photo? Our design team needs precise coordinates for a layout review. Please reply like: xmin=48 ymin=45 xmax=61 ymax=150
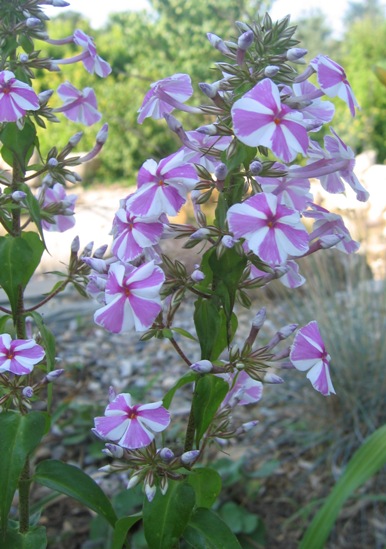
xmin=28 ymin=312 xmax=56 ymax=372
xmin=373 ymin=64 xmax=386 ymax=87
xmin=172 ymin=327 xmax=197 ymax=341
xmin=193 ymin=376 xmax=229 ymax=445
xmin=187 ymin=508 xmax=242 ymax=549
xmin=163 ymin=371 xmax=197 ymax=409
xmin=112 ymin=514 xmax=142 ymax=549
xmin=18 ymin=184 xmax=46 ymax=245
xmin=300 ymin=424 xmax=386 ymax=549
xmin=194 ymin=298 xmax=221 ymax=360
xmin=0 ymin=233 xmax=44 ymax=316
xmin=142 ymin=480 xmax=195 ymax=549
xmin=1 ymin=525 xmax=47 ymax=548
xmin=0 ymin=411 xmax=47 ymax=531
xmin=34 ymin=459 xmax=117 ymax=527
xmin=0 ymin=120 xmax=37 ymax=172
xmin=187 ymin=467 xmax=222 ymax=509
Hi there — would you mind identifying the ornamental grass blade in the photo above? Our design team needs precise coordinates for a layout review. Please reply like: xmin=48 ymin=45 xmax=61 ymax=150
xmin=34 ymin=459 xmax=117 ymax=527
xmin=300 ymin=424 xmax=386 ymax=549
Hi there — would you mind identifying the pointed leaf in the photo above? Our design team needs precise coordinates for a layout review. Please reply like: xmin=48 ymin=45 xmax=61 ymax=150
xmin=0 ymin=120 xmax=37 ymax=172
xmin=1 ymin=525 xmax=47 ymax=548
xmin=188 ymin=508 xmax=242 ymax=549
xmin=112 ymin=514 xmax=142 ymax=549
xmin=0 ymin=411 xmax=47 ymax=530
xmin=34 ymin=459 xmax=117 ymax=527
xmin=193 ymin=376 xmax=229 ymax=445
xmin=194 ymin=299 xmax=221 ymax=360
xmin=163 ymin=371 xmax=197 ymax=409
xmin=187 ymin=467 xmax=222 ymax=509
xmin=143 ymin=480 xmax=195 ymax=549
xmin=300 ymin=424 xmax=386 ymax=549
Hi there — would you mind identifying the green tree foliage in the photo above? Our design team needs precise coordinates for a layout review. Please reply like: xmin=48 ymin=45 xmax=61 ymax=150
xmin=39 ymin=0 xmax=273 ymax=183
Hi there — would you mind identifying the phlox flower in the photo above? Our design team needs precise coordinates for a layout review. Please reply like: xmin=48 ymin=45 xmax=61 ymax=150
xmin=227 ymin=193 xmax=309 ymax=266
xmin=178 ymin=131 xmax=232 ymax=172
xmin=55 ymin=81 xmax=101 ymax=126
xmin=94 ymin=260 xmax=165 ymax=333
xmin=220 ymin=371 xmax=263 ymax=407
xmin=304 ymin=203 xmax=360 ymax=254
xmin=254 ymin=163 xmax=312 ymax=212
xmin=290 ymin=321 xmax=336 ymax=396
xmin=111 ymin=206 xmax=164 ymax=263
xmin=138 ymin=73 xmax=199 ymax=124
xmin=94 ymin=392 xmax=170 ymax=450
xmin=250 ymin=259 xmax=305 ymax=289
xmin=0 ymin=70 xmax=39 ymax=122
xmin=126 ymin=150 xmax=199 ymax=218
xmin=285 ymin=81 xmax=335 ymax=128
xmin=73 ymin=30 xmax=112 ymax=77
xmin=0 ymin=333 xmax=45 ymax=375
xmin=311 ymin=55 xmax=359 ymax=116
xmin=39 ymin=183 xmax=77 ymax=232
xmin=231 ymin=78 xmax=309 ymax=162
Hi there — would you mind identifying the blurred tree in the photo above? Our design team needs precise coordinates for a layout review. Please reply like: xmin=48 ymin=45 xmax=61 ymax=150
xmin=292 ymin=9 xmax=335 ymax=59
xmin=344 ymin=0 xmax=385 ymax=25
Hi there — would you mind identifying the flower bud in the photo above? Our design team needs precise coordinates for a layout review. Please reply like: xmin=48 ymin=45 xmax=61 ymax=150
xmin=189 ymin=228 xmax=210 ymax=240
xmin=96 ymin=123 xmax=108 ymax=144
xmin=71 ymin=235 xmax=80 ymax=253
xmin=105 ymin=443 xmax=124 ymax=458
xmin=191 ymin=269 xmax=205 ymax=283
xmin=264 ymin=65 xmax=280 ymax=77
xmin=159 ymin=447 xmax=175 ymax=462
xmin=46 ymin=369 xmax=65 ymax=382
xmin=237 ymin=30 xmax=254 ymax=51
xmin=144 ymin=481 xmax=156 ymax=502
xmin=99 ymin=465 xmax=114 ymax=473
xmin=180 ymin=450 xmax=200 ymax=465
xmin=19 ymin=53 xmax=29 ymax=63
xmin=190 ymin=360 xmax=213 ymax=374
xmin=164 ymin=112 xmax=183 ymax=132
xmin=199 ymin=82 xmax=219 ymax=99
xmin=127 ymin=473 xmax=141 ymax=490
xmin=207 ymin=33 xmax=232 ymax=55
xmin=196 ymin=124 xmax=218 ymax=136
xmin=38 ymin=89 xmax=54 ymax=104
xmin=93 ymin=244 xmax=108 ymax=258
xmin=252 ymin=307 xmax=266 ymax=329
xmin=264 ymin=372 xmax=284 ymax=384
xmin=11 ymin=191 xmax=27 ymax=202
xmin=22 ymin=386 xmax=34 ymax=398
xmin=278 ymin=324 xmax=297 ymax=340
xmin=69 ymin=131 xmax=84 ymax=147
xmin=287 ymin=48 xmax=308 ymax=63
xmin=47 ymin=157 xmax=59 ymax=168
xmin=250 ymin=160 xmax=263 ymax=175
xmin=214 ymin=163 xmax=228 ymax=181
xmin=241 ymin=420 xmax=259 ymax=432
xmin=26 ymin=17 xmax=42 ymax=28
xmin=221 ymin=235 xmax=237 ymax=248
xmin=160 ymin=476 xmax=169 ymax=495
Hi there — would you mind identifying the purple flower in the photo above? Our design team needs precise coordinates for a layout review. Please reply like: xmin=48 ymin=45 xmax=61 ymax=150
xmin=39 ymin=183 xmax=77 ymax=232
xmin=0 ymin=70 xmax=39 ymax=122
xmin=227 ymin=193 xmax=309 ymax=266
xmin=94 ymin=392 xmax=170 ymax=450
xmin=231 ymin=78 xmax=309 ymax=162
xmin=286 ymin=81 xmax=335 ymax=129
xmin=137 ymin=73 xmax=200 ymax=124
xmin=311 ymin=55 xmax=359 ymax=116
xmin=290 ymin=321 xmax=336 ymax=396
xmin=54 ymin=81 xmax=101 ymax=126
xmin=221 ymin=370 xmax=263 ymax=407
xmin=94 ymin=260 xmax=165 ymax=333
xmin=126 ymin=150 xmax=199 ymax=218
xmin=178 ymin=131 xmax=232 ymax=172
xmin=0 ymin=334 xmax=45 ymax=375
xmin=111 ymin=207 xmax=164 ymax=263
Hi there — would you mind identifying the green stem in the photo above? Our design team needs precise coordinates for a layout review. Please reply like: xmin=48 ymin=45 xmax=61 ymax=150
xmin=18 ymin=457 xmax=31 ymax=533
xmin=184 ymin=391 xmax=196 ymax=452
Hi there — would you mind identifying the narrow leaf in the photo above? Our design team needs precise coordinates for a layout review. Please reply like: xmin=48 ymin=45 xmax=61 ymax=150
xmin=112 ymin=514 xmax=142 ymax=549
xmin=34 ymin=459 xmax=117 ymax=527
xmin=193 ymin=376 xmax=229 ymax=445
xmin=300 ymin=424 xmax=386 ymax=549
xmin=163 ymin=371 xmax=197 ymax=409
xmin=188 ymin=508 xmax=242 ymax=549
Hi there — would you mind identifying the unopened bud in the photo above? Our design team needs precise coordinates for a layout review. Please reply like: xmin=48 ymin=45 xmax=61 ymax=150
xmin=12 ymin=191 xmax=27 ymax=202
xmin=144 ymin=481 xmax=156 ymax=502
xmin=191 ymin=269 xmax=205 ymax=283
xmin=287 ymin=48 xmax=308 ymax=63
xmin=93 ymin=244 xmax=108 ymax=258
xmin=222 ymin=235 xmax=237 ymax=248
xmin=241 ymin=420 xmax=258 ymax=432
xmin=196 ymin=124 xmax=218 ymax=136
xmin=96 ymin=123 xmax=108 ymax=144
xmin=190 ymin=360 xmax=213 ymax=374
xmin=105 ymin=443 xmax=124 ymax=458
xmin=127 ymin=473 xmax=141 ymax=490
xmin=47 ymin=157 xmax=59 ymax=167
xmin=19 ymin=53 xmax=29 ymax=63
xmin=207 ymin=33 xmax=232 ymax=55
xmin=99 ymin=465 xmax=114 ymax=473
xmin=189 ymin=228 xmax=210 ymax=240
xmin=252 ymin=307 xmax=266 ymax=329
xmin=160 ymin=476 xmax=169 ymax=495
xmin=264 ymin=65 xmax=280 ymax=77
xmin=214 ymin=162 xmax=228 ymax=181
xmin=26 ymin=17 xmax=42 ymax=28
xmin=159 ymin=447 xmax=175 ymax=461
xmin=71 ymin=235 xmax=80 ymax=253
xmin=38 ymin=89 xmax=54 ymax=104
xmin=69 ymin=131 xmax=84 ymax=147
xmin=237 ymin=30 xmax=254 ymax=51
xmin=22 ymin=386 xmax=34 ymax=398
xmin=180 ymin=450 xmax=200 ymax=465
xmin=278 ymin=324 xmax=297 ymax=340
xmin=46 ymin=368 xmax=65 ymax=381
xmin=199 ymin=82 xmax=219 ymax=99
xmin=250 ymin=160 xmax=263 ymax=175
xmin=108 ymin=386 xmax=116 ymax=402
xmin=264 ymin=372 xmax=284 ymax=384
xmin=164 ymin=112 xmax=183 ymax=132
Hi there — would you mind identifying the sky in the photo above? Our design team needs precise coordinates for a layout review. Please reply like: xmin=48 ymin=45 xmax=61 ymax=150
xmin=45 ymin=0 xmax=350 ymax=37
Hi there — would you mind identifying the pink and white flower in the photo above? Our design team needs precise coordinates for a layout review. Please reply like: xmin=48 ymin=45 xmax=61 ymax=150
xmin=39 ymin=183 xmax=77 ymax=232
xmin=126 ymin=150 xmax=199 ymax=217
xmin=111 ymin=207 xmax=164 ymax=263
xmin=0 ymin=70 xmax=39 ymax=122
xmin=73 ymin=29 xmax=111 ymax=77
xmin=227 ymin=192 xmax=309 ymax=266
xmin=94 ymin=260 xmax=165 ymax=333
xmin=0 ymin=334 xmax=45 ymax=375
xmin=221 ymin=370 xmax=263 ymax=407
xmin=138 ymin=73 xmax=199 ymax=124
xmin=54 ymin=81 xmax=101 ymax=126
xmin=178 ymin=131 xmax=232 ymax=172
xmin=284 ymin=81 xmax=335 ymax=129
xmin=311 ymin=55 xmax=359 ymax=116
xmin=94 ymin=392 xmax=170 ymax=450
xmin=231 ymin=78 xmax=309 ymax=162
xmin=290 ymin=321 xmax=336 ymax=396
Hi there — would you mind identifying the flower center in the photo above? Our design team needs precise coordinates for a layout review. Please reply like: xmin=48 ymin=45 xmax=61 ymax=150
xmin=6 ymin=351 xmax=14 ymax=359
xmin=0 ymin=83 xmax=11 ymax=94
xmin=273 ymin=117 xmax=281 ymax=125
xmin=157 ymin=179 xmax=165 ymax=187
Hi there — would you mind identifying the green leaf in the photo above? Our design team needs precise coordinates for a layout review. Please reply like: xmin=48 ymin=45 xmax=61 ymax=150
xmin=210 ymin=310 xmax=238 ymax=361
xmin=194 ymin=299 xmax=221 ymax=360
xmin=34 ymin=459 xmax=117 ymax=527
xmin=187 ymin=467 xmax=222 ymax=509
xmin=112 ymin=514 xmax=142 ymax=549
xmin=1 ymin=525 xmax=47 ymax=548
xmin=163 ymin=371 xmax=197 ymax=409
xmin=193 ymin=376 xmax=229 ymax=445
xmin=18 ymin=184 xmax=46 ymax=245
xmin=172 ymin=327 xmax=197 ymax=341
xmin=0 ymin=120 xmax=37 ymax=172
xmin=187 ymin=508 xmax=242 ymax=549
xmin=0 ymin=411 xmax=47 ymax=530
xmin=218 ymin=502 xmax=258 ymax=534
xmin=373 ymin=64 xmax=386 ymax=87
xmin=0 ymin=233 xmax=44 ymax=316
xmin=300 ymin=424 xmax=386 ymax=549
xmin=28 ymin=312 xmax=56 ymax=372
xmin=142 ymin=480 xmax=195 ymax=549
